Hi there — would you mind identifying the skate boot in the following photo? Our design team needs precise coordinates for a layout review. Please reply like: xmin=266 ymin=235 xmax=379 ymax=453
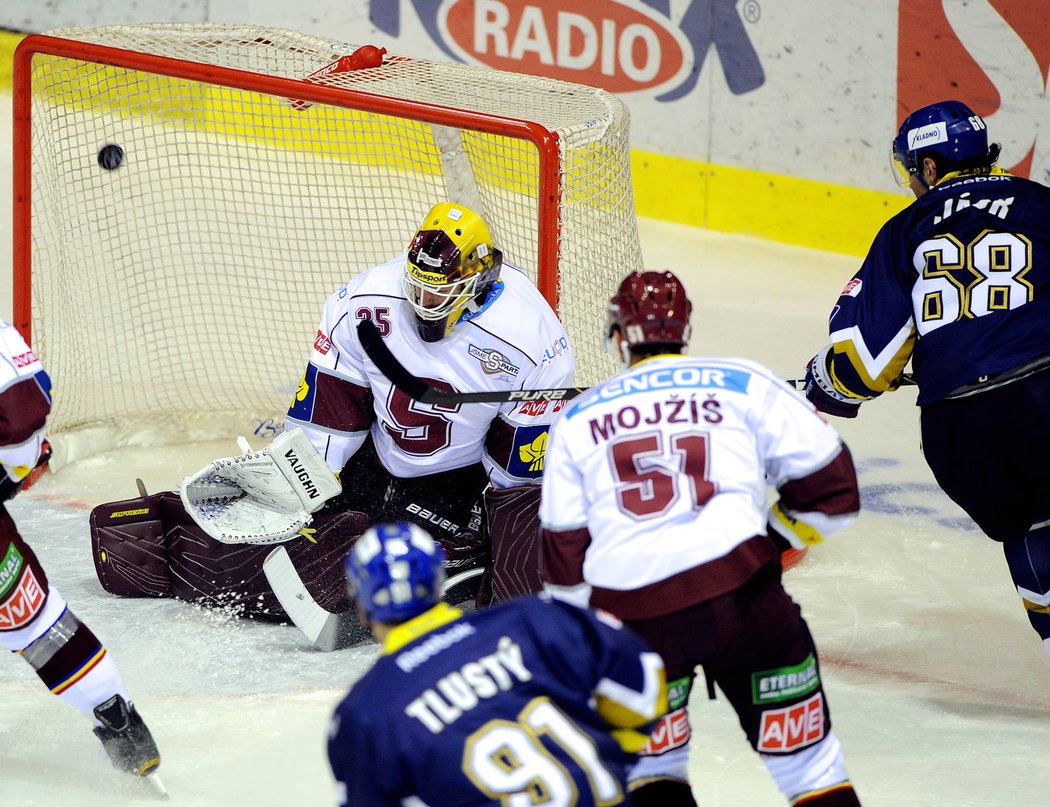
xmin=92 ymin=695 xmax=161 ymax=778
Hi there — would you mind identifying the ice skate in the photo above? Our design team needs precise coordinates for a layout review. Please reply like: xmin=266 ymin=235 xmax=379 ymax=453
xmin=93 ymin=695 xmax=162 ymax=779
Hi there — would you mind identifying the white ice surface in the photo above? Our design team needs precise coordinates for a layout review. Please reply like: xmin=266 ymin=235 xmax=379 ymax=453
xmin=2 ymin=95 xmax=1049 ymax=806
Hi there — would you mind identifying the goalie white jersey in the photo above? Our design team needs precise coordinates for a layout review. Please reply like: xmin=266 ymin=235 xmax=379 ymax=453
xmin=286 ymin=257 xmax=575 ymax=487
xmin=540 ymin=355 xmax=859 ymax=619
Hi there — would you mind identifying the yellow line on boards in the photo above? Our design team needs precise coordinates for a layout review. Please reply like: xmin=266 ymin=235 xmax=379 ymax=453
xmin=631 ymin=149 xmax=911 ymax=257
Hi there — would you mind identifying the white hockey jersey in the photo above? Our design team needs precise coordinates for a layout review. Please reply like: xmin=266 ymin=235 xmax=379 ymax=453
xmin=539 ymin=355 xmax=859 ymax=620
xmin=0 ymin=321 xmax=52 ymax=482
xmin=286 ymin=257 xmax=575 ymax=488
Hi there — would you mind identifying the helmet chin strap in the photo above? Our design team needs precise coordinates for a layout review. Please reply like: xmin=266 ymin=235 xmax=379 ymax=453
xmin=617 ymin=334 xmax=633 ymax=369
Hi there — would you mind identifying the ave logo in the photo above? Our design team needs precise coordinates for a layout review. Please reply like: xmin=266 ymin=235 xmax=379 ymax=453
xmin=898 ymin=0 xmax=1049 ymax=181
xmin=641 ymin=707 xmax=690 ymax=753
xmin=757 ymin=692 xmax=825 ymax=752
xmin=0 ymin=567 xmax=45 ymax=630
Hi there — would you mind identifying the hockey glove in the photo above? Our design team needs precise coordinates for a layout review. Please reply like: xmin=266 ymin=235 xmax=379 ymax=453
xmin=804 ymin=348 xmax=862 ymax=419
xmin=767 ymin=500 xmax=823 ymax=549
xmin=180 ymin=429 xmax=341 ymax=545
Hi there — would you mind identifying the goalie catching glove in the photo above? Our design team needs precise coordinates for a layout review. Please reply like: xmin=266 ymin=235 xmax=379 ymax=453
xmin=180 ymin=428 xmax=341 ymax=545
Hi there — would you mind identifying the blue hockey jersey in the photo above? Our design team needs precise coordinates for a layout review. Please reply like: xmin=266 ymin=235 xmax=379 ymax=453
xmin=823 ymin=170 xmax=1050 ymax=405
xmin=328 ymin=596 xmax=666 ymax=806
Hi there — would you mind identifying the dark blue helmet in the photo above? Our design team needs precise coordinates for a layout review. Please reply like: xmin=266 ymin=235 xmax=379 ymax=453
xmin=891 ymin=100 xmax=1000 ymax=186
xmin=346 ymin=522 xmax=446 ymax=623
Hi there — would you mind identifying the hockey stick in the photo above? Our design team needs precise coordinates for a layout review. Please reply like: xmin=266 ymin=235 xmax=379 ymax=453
xmin=263 ymin=546 xmax=485 ymax=650
xmin=786 ymin=374 xmax=915 ymax=391
xmin=359 ymin=319 xmax=917 ymax=404
xmin=357 ymin=319 xmax=587 ymax=404
xmin=262 ymin=546 xmax=369 ymax=652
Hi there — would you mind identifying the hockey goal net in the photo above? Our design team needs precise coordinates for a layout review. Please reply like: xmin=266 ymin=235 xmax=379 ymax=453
xmin=13 ymin=24 xmax=641 ymax=466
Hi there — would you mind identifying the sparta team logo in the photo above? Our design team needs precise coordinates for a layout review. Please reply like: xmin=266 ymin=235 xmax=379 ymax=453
xmin=468 ymin=344 xmax=520 ymax=376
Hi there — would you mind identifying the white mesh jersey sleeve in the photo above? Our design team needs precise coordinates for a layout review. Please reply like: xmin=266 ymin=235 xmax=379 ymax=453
xmin=482 ymin=266 xmax=576 ymax=488
xmin=285 ymin=262 xmax=392 ymax=472
xmin=743 ymin=360 xmax=860 ymax=545
xmin=744 ymin=360 xmax=849 ymax=486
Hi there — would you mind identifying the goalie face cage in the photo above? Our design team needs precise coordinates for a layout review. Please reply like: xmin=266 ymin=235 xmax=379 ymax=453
xmin=13 ymin=24 xmax=641 ymax=466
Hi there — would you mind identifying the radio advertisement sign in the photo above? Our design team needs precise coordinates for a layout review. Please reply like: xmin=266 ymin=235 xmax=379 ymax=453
xmin=11 ymin=0 xmax=1048 ymax=191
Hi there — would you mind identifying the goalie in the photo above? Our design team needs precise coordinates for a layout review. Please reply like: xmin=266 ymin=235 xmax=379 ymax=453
xmin=91 ymin=202 xmax=574 ymax=629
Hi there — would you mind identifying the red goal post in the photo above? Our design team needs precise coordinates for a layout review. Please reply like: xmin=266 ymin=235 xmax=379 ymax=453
xmin=12 ymin=24 xmax=641 ymax=466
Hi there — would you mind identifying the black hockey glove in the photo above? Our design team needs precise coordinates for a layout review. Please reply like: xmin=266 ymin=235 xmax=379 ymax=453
xmin=804 ymin=354 xmax=861 ymax=419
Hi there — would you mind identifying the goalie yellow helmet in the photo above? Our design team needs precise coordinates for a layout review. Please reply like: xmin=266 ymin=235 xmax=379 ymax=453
xmin=403 ymin=203 xmax=502 ymax=342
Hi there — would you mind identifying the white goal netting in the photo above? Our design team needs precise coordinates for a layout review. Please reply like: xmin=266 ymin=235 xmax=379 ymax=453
xmin=14 ymin=24 xmax=642 ymax=465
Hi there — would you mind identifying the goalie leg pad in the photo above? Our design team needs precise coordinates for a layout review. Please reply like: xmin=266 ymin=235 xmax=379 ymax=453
xmin=90 ymin=492 xmax=368 ymax=617
xmin=482 ymin=485 xmax=543 ymax=606
xmin=90 ymin=494 xmax=171 ymax=598
xmin=165 ymin=495 xmax=366 ymax=617
xmin=280 ymin=508 xmax=370 ymax=614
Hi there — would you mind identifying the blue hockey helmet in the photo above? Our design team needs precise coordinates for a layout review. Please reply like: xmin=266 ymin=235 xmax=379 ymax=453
xmin=346 ymin=522 xmax=446 ymax=623
xmin=891 ymin=100 xmax=1000 ymax=186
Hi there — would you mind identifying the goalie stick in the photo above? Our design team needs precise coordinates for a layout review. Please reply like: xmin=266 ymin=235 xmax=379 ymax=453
xmin=263 ymin=546 xmax=368 ymax=652
xmin=357 ymin=319 xmax=914 ymax=404
xmin=263 ymin=545 xmax=484 ymax=651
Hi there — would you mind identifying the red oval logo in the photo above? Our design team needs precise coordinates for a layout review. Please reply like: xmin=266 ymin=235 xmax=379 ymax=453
xmin=440 ymin=0 xmax=689 ymax=94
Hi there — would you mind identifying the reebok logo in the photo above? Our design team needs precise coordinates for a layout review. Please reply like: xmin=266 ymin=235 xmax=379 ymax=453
xmin=284 ymin=450 xmax=320 ymax=499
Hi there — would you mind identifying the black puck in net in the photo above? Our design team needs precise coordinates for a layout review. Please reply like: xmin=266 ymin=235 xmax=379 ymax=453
xmin=98 ymin=144 xmax=125 ymax=170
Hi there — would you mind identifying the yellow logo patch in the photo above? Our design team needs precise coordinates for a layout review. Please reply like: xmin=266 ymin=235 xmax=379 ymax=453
xmin=518 ymin=432 xmax=548 ymax=473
